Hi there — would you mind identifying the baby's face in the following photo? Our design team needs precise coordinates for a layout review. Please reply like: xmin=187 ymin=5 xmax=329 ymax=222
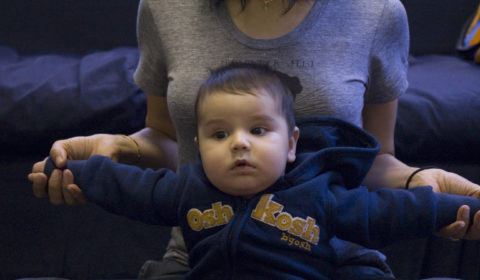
xmin=196 ymin=90 xmax=298 ymax=198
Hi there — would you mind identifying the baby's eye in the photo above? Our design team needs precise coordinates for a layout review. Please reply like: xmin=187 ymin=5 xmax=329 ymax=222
xmin=214 ymin=131 xmax=228 ymax=139
xmin=251 ymin=127 xmax=267 ymax=135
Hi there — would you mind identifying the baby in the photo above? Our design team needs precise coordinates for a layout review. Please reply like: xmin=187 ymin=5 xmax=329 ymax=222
xmin=36 ymin=62 xmax=480 ymax=279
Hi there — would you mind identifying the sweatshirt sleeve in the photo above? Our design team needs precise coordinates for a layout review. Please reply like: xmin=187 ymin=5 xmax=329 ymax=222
xmin=329 ymin=185 xmax=480 ymax=248
xmin=46 ymin=155 xmax=183 ymax=226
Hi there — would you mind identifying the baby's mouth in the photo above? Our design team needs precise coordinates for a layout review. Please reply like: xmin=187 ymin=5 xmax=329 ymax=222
xmin=232 ymin=159 xmax=255 ymax=170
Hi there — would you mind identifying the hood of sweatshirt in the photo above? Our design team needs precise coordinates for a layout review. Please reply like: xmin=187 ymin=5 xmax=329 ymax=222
xmin=285 ymin=116 xmax=380 ymax=189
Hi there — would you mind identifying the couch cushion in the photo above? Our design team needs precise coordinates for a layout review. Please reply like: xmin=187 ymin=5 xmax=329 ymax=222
xmin=0 ymin=46 xmax=146 ymax=154
xmin=395 ymin=55 xmax=480 ymax=162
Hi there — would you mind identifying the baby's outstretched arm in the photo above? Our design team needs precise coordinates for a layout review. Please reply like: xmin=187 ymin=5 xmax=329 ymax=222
xmin=331 ymin=185 xmax=480 ymax=248
xmin=31 ymin=155 xmax=181 ymax=226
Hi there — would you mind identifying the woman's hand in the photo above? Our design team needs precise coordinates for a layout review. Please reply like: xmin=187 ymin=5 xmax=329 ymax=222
xmin=409 ymin=168 xmax=480 ymax=240
xmin=28 ymin=134 xmax=137 ymax=205
xmin=408 ymin=168 xmax=480 ymax=198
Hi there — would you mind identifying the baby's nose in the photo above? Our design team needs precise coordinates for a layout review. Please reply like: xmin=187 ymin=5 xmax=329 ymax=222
xmin=231 ymin=132 xmax=250 ymax=151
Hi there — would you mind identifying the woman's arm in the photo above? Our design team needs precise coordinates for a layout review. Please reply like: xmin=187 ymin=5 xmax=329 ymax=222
xmin=361 ymin=99 xmax=416 ymax=189
xmin=362 ymin=99 xmax=480 ymax=195
xmin=131 ymin=94 xmax=178 ymax=171
xmin=361 ymin=99 xmax=480 ymax=238
xmin=29 ymin=93 xmax=178 ymax=205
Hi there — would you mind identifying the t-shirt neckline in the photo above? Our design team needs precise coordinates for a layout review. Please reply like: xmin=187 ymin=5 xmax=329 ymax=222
xmin=216 ymin=0 xmax=327 ymax=49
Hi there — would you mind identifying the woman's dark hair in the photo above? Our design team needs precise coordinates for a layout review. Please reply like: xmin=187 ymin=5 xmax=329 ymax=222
xmin=195 ymin=62 xmax=301 ymax=135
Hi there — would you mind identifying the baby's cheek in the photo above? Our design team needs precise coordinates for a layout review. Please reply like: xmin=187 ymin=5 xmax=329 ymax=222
xmin=202 ymin=156 xmax=225 ymax=182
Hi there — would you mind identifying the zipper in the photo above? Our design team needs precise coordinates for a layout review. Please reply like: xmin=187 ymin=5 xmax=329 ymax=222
xmin=226 ymin=198 xmax=249 ymax=279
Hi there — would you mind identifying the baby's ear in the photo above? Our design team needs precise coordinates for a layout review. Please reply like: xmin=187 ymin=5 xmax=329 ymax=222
xmin=287 ymin=127 xmax=300 ymax=163
xmin=194 ymin=136 xmax=199 ymax=146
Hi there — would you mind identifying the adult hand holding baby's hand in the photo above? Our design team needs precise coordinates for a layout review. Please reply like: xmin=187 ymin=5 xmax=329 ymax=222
xmin=28 ymin=159 xmax=85 ymax=205
xmin=409 ymin=168 xmax=480 ymax=240
xmin=434 ymin=205 xmax=480 ymax=240
xmin=27 ymin=134 xmax=128 ymax=205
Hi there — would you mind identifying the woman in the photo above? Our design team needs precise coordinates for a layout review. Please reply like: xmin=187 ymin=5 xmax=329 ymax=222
xmin=30 ymin=0 xmax=480 ymax=278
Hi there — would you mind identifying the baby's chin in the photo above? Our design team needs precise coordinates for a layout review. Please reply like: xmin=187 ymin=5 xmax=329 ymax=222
xmin=216 ymin=184 xmax=267 ymax=199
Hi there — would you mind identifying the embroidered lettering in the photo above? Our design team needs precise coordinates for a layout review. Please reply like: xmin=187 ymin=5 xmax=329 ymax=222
xmin=281 ymin=232 xmax=312 ymax=251
xmin=251 ymin=194 xmax=283 ymax=225
xmin=187 ymin=202 xmax=234 ymax=231
xmin=251 ymin=194 xmax=320 ymax=245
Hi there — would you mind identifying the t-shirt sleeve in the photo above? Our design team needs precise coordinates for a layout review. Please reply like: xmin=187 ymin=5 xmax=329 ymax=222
xmin=365 ymin=0 xmax=409 ymax=104
xmin=133 ymin=0 xmax=169 ymax=97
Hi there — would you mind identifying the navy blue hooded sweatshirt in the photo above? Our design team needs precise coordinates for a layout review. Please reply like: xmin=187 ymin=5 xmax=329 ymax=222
xmin=44 ymin=116 xmax=480 ymax=280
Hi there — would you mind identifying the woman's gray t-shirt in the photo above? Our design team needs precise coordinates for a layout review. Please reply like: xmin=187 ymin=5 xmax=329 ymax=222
xmin=134 ymin=0 xmax=409 ymax=166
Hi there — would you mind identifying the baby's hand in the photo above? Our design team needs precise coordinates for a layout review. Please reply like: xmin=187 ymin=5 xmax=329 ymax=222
xmin=28 ymin=158 xmax=86 ymax=205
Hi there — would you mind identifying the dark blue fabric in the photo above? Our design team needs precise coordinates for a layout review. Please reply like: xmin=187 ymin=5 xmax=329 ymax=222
xmin=0 ymin=0 xmax=139 ymax=55
xmin=395 ymin=55 xmax=480 ymax=162
xmin=0 ymin=46 xmax=146 ymax=154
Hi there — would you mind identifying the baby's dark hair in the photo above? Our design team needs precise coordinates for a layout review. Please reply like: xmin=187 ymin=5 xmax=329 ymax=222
xmin=195 ymin=62 xmax=300 ymax=135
